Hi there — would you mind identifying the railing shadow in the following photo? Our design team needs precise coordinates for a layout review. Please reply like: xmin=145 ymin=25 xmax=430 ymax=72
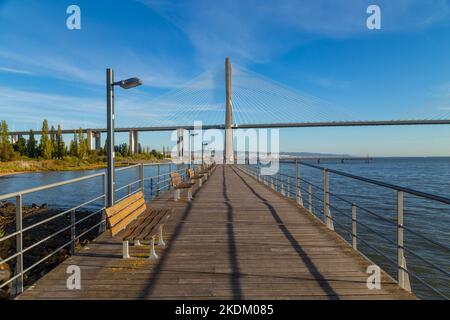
xmin=222 ymin=165 xmax=242 ymax=299
xmin=231 ymin=166 xmax=340 ymax=299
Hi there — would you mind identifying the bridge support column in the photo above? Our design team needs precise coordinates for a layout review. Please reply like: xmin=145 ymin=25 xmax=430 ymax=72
xmin=11 ymin=134 xmax=18 ymax=144
xmin=129 ymin=130 xmax=139 ymax=154
xmin=177 ymin=128 xmax=186 ymax=162
xmin=87 ymin=130 xmax=94 ymax=151
xmin=94 ymin=132 xmax=101 ymax=151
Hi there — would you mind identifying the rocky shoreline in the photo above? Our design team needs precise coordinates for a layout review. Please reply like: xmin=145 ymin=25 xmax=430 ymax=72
xmin=0 ymin=201 xmax=101 ymax=299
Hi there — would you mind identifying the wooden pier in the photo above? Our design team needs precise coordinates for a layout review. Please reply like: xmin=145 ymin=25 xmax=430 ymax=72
xmin=18 ymin=165 xmax=414 ymax=300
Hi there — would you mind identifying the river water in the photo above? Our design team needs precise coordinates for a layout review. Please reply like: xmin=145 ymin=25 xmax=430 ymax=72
xmin=0 ymin=158 xmax=449 ymax=299
xmin=277 ymin=157 xmax=450 ymax=300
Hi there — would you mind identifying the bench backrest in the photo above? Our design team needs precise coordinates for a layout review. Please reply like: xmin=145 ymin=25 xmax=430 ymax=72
xmin=104 ymin=191 xmax=147 ymax=236
xmin=187 ymin=168 xmax=195 ymax=178
xmin=170 ymin=172 xmax=182 ymax=186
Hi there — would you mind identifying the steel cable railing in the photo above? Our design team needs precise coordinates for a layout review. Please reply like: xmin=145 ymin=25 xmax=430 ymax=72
xmin=237 ymin=161 xmax=450 ymax=299
xmin=0 ymin=161 xmax=200 ymax=298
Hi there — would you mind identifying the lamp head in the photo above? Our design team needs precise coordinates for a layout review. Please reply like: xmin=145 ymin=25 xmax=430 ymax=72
xmin=117 ymin=77 xmax=143 ymax=89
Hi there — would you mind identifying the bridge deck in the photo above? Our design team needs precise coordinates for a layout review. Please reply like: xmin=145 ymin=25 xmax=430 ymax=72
xmin=19 ymin=165 xmax=414 ymax=300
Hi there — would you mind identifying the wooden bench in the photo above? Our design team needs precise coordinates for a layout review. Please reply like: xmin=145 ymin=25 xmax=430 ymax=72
xmin=199 ymin=163 xmax=215 ymax=179
xmin=104 ymin=191 xmax=171 ymax=259
xmin=188 ymin=168 xmax=204 ymax=187
xmin=170 ymin=172 xmax=195 ymax=201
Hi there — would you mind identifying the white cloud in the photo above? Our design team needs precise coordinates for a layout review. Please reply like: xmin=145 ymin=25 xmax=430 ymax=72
xmin=138 ymin=0 xmax=450 ymax=65
xmin=0 ymin=66 xmax=34 ymax=75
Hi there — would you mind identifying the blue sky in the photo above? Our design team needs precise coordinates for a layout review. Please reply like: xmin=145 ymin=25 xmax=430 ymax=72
xmin=0 ymin=0 xmax=449 ymax=156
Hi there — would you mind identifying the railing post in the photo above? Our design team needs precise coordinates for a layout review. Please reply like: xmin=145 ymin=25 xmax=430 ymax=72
xmin=296 ymin=160 xmax=299 ymax=195
xmin=351 ymin=203 xmax=357 ymax=250
xmin=323 ymin=169 xmax=334 ymax=230
xmin=308 ymin=184 xmax=313 ymax=213
xmin=281 ymin=183 xmax=286 ymax=196
xmin=168 ymin=163 xmax=172 ymax=190
xmin=139 ymin=163 xmax=144 ymax=192
xmin=287 ymin=177 xmax=290 ymax=198
xmin=150 ymin=177 xmax=153 ymax=199
xmin=70 ymin=209 xmax=76 ymax=255
xmin=13 ymin=194 xmax=23 ymax=296
xmin=157 ymin=164 xmax=160 ymax=196
xmin=99 ymin=173 xmax=107 ymax=234
xmin=397 ymin=191 xmax=411 ymax=292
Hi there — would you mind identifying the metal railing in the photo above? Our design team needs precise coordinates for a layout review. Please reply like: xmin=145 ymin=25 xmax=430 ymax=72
xmin=0 ymin=161 xmax=197 ymax=298
xmin=0 ymin=172 xmax=107 ymax=296
xmin=114 ymin=162 xmax=195 ymax=202
xmin=237 ymin=160 xmax=450 ymax=300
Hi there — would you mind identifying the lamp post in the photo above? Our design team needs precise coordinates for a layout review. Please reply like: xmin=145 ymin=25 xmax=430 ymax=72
xmin=189 ymin=132 xmax=198 ymax=164
xmin=202 ymin=142 xmax=208 ymax=166
xmin=106 ymin=68 xmax=142 ymax=207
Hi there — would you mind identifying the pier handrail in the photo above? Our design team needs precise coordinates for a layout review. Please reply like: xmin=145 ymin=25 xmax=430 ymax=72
xmin=296 ymin=161 xmax=450 ymax=205
xmin=238 ymin=162 xmax=450 ymax=300
xmin=0 ymin=161 xmax=197 ymax=298
xmin=0 ymin=172 xmax=107 ymax=297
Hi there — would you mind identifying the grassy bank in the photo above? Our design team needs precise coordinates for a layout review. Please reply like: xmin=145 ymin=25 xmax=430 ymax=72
xmin=0 ymin=158 xmax=106 ymax=176
xmin=0 ymin=156 xmax=169 ymax=176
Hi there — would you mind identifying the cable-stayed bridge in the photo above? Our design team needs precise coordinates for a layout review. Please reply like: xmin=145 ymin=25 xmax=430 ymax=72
xmin=8 ymin=58 xmax=450 ymax=155
xmin=3 ymin=59 xmax=449 ymax=300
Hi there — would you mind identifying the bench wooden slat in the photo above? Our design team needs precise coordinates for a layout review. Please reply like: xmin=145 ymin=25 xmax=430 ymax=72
xmin=142 ymin=210 xmax=171 ymax=240
xmin=121 ymin=209 xmax=161 ymax=240
xmin=175 ymin=182 xmax=195 ymax=189
xmin=108 ymin=197 xmax=145 ymax=227
xmin=123 ymin=208 xmax=171 ymax=241
xmin=188 ymin=168 xmax=204 ymax=180
xmin=110 ymin=202 xmax=146 ymax=236
xmin=105 ymin=191 xmax=143 ymax=218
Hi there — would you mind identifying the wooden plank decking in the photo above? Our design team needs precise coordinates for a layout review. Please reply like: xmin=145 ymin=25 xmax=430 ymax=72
xmin=19 ymin=165 xmax=414 ymax=300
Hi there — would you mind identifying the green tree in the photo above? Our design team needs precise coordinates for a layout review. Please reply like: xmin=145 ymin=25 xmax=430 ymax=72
xmin=27 ymin=130 xmax=37 ymax=158
xmin=0 ymin=120 xmax=9 ymax=146
xmin=50 ymin=125 xmax=56 ymax=158
xmin=14 ymin=136 xmax=27 ymax=156
xmin=56 ymin=125 xmax=65 ymax=159
xmin=39 ymin=119 xmax=52 ymax=159
xmin=69 ymin=133 xmax=78 ymax=157
xmin=0 ymin=120 xmax=17 ymax=161
xmin=77 ymin=128 xmax=87 ymax=159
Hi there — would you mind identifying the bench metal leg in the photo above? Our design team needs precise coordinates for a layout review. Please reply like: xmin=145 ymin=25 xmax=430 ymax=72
xmin=134 ymin=240 xmax=141 ymax=246
xmin=174 ymin=189 xmax=180 ymax=201
xmin=149 ymin=236 xmax=158 ymax=260
xmin=122 ymin=241 xmax=130 ymax=259
xmin=187 ymin=189 xmax=192 ymax=201
xmin=158 ymin=224 xmax=166 ymax=248
xmin=199 ymin=179 xmax=202 ymax=187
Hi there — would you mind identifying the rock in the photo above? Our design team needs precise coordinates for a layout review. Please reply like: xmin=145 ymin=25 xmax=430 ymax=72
xmin=0 ymin=258 xmax=11 ymax=299
xmin=0 ymin=260 xmax=11 ymax=283
xmin=31 ymin=203 xmax=39 ymax=209
xmin=41 ymin=203 xmax=48 ymax=208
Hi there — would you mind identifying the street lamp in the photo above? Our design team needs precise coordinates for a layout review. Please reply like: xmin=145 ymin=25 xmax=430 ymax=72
xmin=202 ymin=142 xmax=208 ymax=166
xmin=189 ymin=132 xmax=198 ymax=164
xmin=106 ymin=68 xmax=142 ymax=207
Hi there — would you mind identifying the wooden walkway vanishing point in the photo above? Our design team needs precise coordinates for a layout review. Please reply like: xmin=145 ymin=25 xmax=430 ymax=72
xmin=19 ymin=165 xmax=415 ymax=300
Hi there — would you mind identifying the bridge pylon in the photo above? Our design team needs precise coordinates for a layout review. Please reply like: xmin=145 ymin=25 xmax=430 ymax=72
xmin=224 ymin=57 xmax=234 ymax=164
